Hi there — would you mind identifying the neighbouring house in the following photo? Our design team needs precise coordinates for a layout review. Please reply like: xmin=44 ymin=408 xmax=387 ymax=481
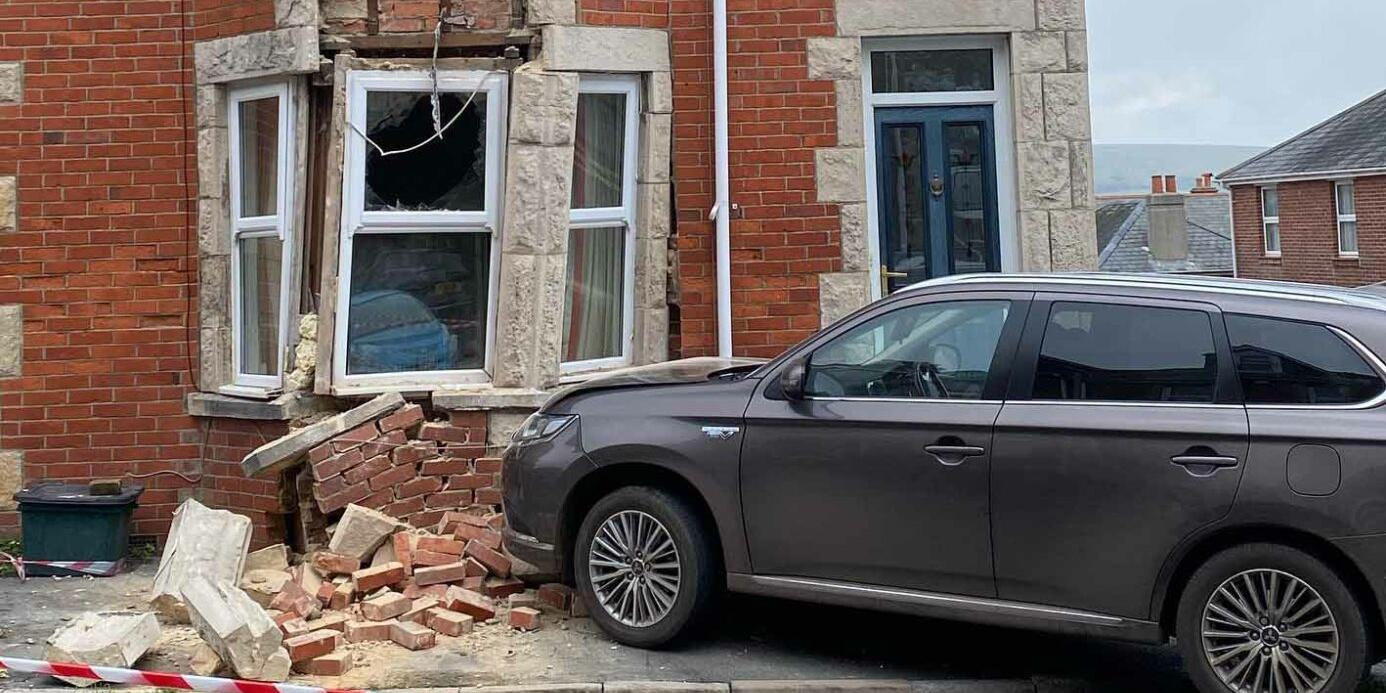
xmin=1096 ymin=173 xmax=1232 ymax=276
xmin=1221 ymin=88 xmax=1386 ymax=286
xmin=0 ymin=0 xmax=1096 ymax=545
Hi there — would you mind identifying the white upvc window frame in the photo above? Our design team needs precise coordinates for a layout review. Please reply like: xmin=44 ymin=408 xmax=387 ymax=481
xmin=334 ymin=70 xmax=508 ymax=392
xmin=227 ymin=80 xmax=295 ymax=393
xmin=561 ymin=74 xmax=640 ymax=375
xmin=1336 ymin=180 xmax=1358 ymax=257
xmin=1261 ymin=186 xmax=1281 ymax=257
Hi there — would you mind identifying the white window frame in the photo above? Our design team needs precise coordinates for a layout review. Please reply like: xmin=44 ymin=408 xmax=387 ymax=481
xmin=561 ymin=74 xmax=640 ymax=375
xmin=227 ymin=80 xmax=295 ymax=393
xmin=333 ymin=70 xmax=507 ymax=392
xmin=1336 ymin=180 xmax=1358 ymax=257
xmin=861 ymin=35 xmax=1018 ymax=299
xmin=1261 ymin=186 xmax=1281 ymax=257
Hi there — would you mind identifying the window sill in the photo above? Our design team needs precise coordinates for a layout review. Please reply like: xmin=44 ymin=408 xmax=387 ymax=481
xmin=1337 ymin=253 xmax=1360 ymax=260
xmin=1264 ymin=252 xmax=1282 ymax=259
xmin=431 ymin=385 xmax=552 ymax=411
xmin=187 ymin=391 xmax=337 ymax=421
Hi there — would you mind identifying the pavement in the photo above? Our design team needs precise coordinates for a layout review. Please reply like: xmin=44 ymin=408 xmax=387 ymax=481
xmin=6 ymin=562 xmax=1386 ymax=692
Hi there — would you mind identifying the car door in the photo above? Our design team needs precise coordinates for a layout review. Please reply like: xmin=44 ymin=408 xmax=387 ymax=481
xmin=990 ymin=294 xmax=1250 ymax=618
xmin=740 ymin=291 xmax=1030 ymax=597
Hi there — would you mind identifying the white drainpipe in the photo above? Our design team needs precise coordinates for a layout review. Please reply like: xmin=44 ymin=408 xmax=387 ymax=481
xmin=712 ymin=0 xmax=733 ymax=358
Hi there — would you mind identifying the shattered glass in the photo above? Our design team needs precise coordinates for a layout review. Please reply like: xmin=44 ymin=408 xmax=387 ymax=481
xmin=364 ymin=91 xmax=487 ymax=212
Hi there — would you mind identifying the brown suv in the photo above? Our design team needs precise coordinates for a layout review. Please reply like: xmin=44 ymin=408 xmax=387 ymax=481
xmin=504 ymin=273 xmax=1386 ymax=693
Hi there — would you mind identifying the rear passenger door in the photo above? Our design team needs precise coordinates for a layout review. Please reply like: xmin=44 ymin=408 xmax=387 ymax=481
xmin=989 ymin=294 xmax=1250 ymax=619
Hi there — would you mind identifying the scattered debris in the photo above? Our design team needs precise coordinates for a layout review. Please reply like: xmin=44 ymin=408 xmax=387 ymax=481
xmin=181 ymin=575 xmax=287 ymax=681
xmin=149 ymin=499 xmax=251 ymax=623
xmin=44 ymin=612 xmax=160 ymax=687
xmin=244 ymin=544 xmax=290 ymax=573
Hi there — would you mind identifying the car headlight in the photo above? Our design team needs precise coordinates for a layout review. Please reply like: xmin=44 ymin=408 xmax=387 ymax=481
xmin=512 ymin=413 xmax=576 ymax=443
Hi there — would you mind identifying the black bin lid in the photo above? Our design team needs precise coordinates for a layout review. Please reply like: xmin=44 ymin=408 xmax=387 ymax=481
xmin=14 ymin=481 xmax=144 ymax=507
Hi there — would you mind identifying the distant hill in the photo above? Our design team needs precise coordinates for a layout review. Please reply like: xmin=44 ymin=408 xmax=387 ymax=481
xmin=1094 ymin=144 xmax=1267 ymax=196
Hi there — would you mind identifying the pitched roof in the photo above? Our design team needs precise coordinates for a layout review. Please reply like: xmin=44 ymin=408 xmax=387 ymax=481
xmin=1220 ymin=88 xmax=1386 ymax=183
xmin=1096 ymin=193 xmax=1233 ymax=275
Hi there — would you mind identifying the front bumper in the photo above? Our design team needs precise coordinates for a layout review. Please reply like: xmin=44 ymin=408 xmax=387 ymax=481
xmin=503 ymin=526 xmax=560 ymax=574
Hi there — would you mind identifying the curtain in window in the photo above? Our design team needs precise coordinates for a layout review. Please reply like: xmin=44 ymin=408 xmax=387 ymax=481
xmin=564 ymin=226 xmax=625 ymax=361
xmin=572 ymin=93 xmax=625 ymax=209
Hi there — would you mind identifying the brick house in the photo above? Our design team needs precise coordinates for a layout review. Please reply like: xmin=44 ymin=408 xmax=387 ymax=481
xmin=0 ymin=0 xmax=1096 ymax=545
xmin=1222 ymin=89 xmax=1386 ymax=286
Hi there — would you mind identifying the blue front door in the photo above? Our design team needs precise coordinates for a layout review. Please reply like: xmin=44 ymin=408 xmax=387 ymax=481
xmin=875 ymin=106 xmax=1001 ymax=293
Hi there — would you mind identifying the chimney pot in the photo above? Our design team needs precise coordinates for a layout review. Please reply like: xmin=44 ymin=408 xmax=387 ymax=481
xmin=1151 ymin=175 xmax=1165 ymax=194
xmin=1164 ymin=175 xmax=1178 ymax=194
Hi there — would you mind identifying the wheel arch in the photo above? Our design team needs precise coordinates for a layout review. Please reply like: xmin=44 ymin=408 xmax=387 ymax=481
xmin=556 ymin=462 xmax=725 ymax=583
xmin=1155 ymin=524 xmax=1384 ymax=647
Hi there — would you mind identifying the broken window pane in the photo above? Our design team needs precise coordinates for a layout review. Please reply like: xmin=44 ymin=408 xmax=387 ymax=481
xmin=346 ymin=233 xmax=491 ymax=374
xmin=238 ymin=96 xmax=279 ymax=218
xmin=563 ymin=225 xmax=626 ymax=362
xmin=239 ymin=236 xmax=282 ymax=376
xmin=364 ymin=91 xmax=487 ymax=212
xmin=572 ymin=93 xmax=627 ymax=209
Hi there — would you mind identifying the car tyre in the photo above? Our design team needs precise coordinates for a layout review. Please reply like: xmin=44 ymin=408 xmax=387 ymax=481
xmin=1176 ymin=543 xmax=1369 ymax=693
xmin=574 ymin=486 xmax=717 ymax=648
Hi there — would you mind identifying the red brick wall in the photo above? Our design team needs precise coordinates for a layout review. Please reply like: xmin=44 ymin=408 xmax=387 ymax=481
xmin=0 ymin=0 xmax=277 ymax=542
xmin=663 ymin=0 xmax=840 ymax=359
xmin=1232 ymin=176 xmax=1386 ymax=286
xmin=580 ymin=0 xmax=671 ymax=28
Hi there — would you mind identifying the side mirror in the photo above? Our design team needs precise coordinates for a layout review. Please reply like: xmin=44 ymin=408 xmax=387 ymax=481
xmin=780 ymin=356 xmax=808 ymax=401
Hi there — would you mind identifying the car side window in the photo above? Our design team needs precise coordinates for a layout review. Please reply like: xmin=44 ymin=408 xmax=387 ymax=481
xmin=806 ymin=300 xmax=1010 ymax=400
xmin=1226 ymin=314 xmax=1385 ymax=405
xmin=1034 ymin=302 xmax=1217 ymax=403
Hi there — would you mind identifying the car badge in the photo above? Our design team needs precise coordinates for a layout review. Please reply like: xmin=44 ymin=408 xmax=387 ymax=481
xmin=701 ymin=426 xmax=740 ymax=441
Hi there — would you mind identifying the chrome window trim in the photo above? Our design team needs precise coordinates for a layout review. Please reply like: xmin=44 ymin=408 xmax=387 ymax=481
xmin=803 ymin=396 xmax=1004 ymax=405
xmin=1242 ymin=325 xmax=1386 ymax=411
xmin=902 ymin=273 xmax=1386 ymax=309
xmin=1010 ymin=400 xmax=1243 ymax=410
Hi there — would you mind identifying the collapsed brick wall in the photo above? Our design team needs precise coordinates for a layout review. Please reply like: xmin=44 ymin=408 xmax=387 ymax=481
xmin=307 ymin=404 xmax=504 ymax=532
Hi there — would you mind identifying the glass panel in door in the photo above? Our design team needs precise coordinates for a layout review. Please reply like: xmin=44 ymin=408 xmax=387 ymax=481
xmin=879 ymin=125 xmax=930 ymax=293
xmin=945 ymin=123 xmax=994 ymax=275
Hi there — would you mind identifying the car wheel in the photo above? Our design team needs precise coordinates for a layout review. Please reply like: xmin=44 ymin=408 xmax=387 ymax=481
xmin=1176 ymin=543 xmax=1369 ymax=693
xmin=574 ymin=486 xmax=717 ymax=648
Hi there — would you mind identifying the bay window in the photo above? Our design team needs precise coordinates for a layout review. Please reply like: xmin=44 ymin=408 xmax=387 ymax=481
xmin=335 ymin=71 xmax=506 ymax=389
xmin=229 ymin=81 xmax=295 ymax=391
xmin=563 ymin=75 xmax=639 ymax=373
xmin=1337 ymin=180 xmax=1358 ymax=256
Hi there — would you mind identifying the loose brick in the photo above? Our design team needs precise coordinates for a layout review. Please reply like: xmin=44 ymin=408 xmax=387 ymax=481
xmin=352 ymin=562 xmax=406 ymax=592
xmin=379 ymin=403 xmax=426 ymax=434
xmin=312 ymin=551 xmax=361 ymax=576
xmin=392 ymin=442 xmax=437 ymax=466
xmin=445 ymin=474 xmax=490 ymax=490
xmin=417 ymin=535 xmax=464 ymax=555
xmin=293 ymin=652 xmax=353 ymax=676
xmin=413 ymin=549 xmax=463 ymax=567
xmin=442 ymin=585 xmax=496 ymax=620
xmin=419 ymin=459 xmax=470 ymax=476
xmin=343 ymin=453 xmax=393 ymax=485
xmin=419 ymin=422 xmax=472 ymax=444
xmin=454 ymin=523 xmax=502 ymax=550
xmin=309 ymin=442 xmax=334 ymax=464
xmin=570 ymin=594 xmax=589 ymax=618
xmin=484 ymin=576 xmax=526 ymax=599
xmin=361 ymin=429 xmax=408 ymax=458
xmin=314 ymin=448 xmax=366 ymax=482
xmin=361 ymin=592 xmax=411 ymax=621
xmin=383 ymin=496 xmax=426 ymax=519
xmin=330 ymin=582 xmax=354 ymax=611
xmin=312 ymin=475 xmax=347 ymax=502
xmin=509 ymin=606 xmax=541 ymax=631
xmin=436 ymin=511 xmax=476 ymax=534
xmin=536 ymin=583 xmax=574 ymax=613
xmin=426 ymin=608 xmax=474 ymax=636
xmin=344 ymin=619 xmax=393 ymax=643
xmin=508 ymin=592 xmax=539 ymax=609
xmin=410 ymin=510 xmax=448 ymax=528
xmin=284 ymin=630 xmax=337 ymax=663
xmin=305 ymin=612 xmax=350 ymax=632
xmin=463 ymin=557 xmax=488 ymax=577
xmin=270 ymin=581 xmax=320 ymax=620
xmin=426 ymin=490 xmax=474 ymax=508
xmin=369 ymin=462 xmax=418 ymax=492
xmin=414 ymin=561 xmax=470 ymax=586
xmin=392 ymin=532 xmax=416 ymax=575
xmin=465 ymin=539 xmax=511 ymax=576
xmin=402 ymin=597 xmax=439 ymax=624
xmin=389 ymin=620 xmax=436 ymax=650
xmin=461 ymin=576 xmax=485 ymax=591
xmin=485 ymin=514 xmax=506 ymax=529
xmin=280 ymin=618 xmax=311 ymax=638
xmin=474 ymin=457 xmax=503 ymax=474
xmin=476 ymin=488 xmax=503 ymax=505
xmin=397 ymin=475 xmax=443 ymax=499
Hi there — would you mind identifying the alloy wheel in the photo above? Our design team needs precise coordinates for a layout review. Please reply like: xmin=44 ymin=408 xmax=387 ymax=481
xmin=1200 ymin=568 xmax=1340 ymax=693
xmin=588 ymin=510 xmax=682 ymax=627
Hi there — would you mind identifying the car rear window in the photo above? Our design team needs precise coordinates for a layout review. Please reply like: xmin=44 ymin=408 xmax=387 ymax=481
xmin=1225 ymin=315 xmax=1385 ymax=405
xmin=1034 ymin=302 xmax=1218 ymax=403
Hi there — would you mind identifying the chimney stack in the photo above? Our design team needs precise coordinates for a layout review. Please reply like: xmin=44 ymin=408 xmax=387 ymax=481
xmin=1191 ymin=172 xmax=1219 ymax=194
xmin=1148 ymin=173 xmax=1188 ymax=261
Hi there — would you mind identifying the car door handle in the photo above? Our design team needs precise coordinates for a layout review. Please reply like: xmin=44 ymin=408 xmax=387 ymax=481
xmin=924 ymin=445 xmax=986 ymax=466
xmin=1170 ymin=455 xmax=1239 ymax=468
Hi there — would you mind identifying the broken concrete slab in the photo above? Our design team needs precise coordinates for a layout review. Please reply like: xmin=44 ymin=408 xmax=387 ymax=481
xmin=150 ymin=499 xmax=252 ymax=623
xmin=244 ymin=544 xmax=290 ymax=573
xmin=241 ymin=392 xmax=405 ymax=477
xmin=182 ymin=575 xmax=286 ymax=681
xmin=45 ymin=612 xmax=161 ymax=687
xmin=328 ymin=503 xmax=405 ymax=561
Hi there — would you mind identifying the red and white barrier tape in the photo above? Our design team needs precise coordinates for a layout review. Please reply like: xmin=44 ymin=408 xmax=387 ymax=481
xmin=0 ymin=656 xmax=365 ymax=693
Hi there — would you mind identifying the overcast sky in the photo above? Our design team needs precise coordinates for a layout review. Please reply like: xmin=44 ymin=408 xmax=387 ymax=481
xmin=1088 ymin=0 xmax=1386 ymax=147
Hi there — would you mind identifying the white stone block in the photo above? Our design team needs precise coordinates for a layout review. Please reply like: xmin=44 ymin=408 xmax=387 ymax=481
xmin=838 ymin=0 xmax=1036 ymax=35
xmin=815 ymin=147 xmax=867 ymax=203
xmin=543 ymin=25 xmax=670 ymax=72
xmin=1043 ymin=71 xmax=1091 ymax=141
xmin=46 ymin=612 xmax=161 ymax=688
xmin=328 ymin=504 xmax=405 ymax=562
xmin=819 ymin=272 xmax=872 ymax=327
xmin=150 ymin=498 xmax=252 ymax=623
xmin=183 ymin=576 xmax=286 ymax=681
xmin=806 ymin=37 xmax=861 ymax=81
